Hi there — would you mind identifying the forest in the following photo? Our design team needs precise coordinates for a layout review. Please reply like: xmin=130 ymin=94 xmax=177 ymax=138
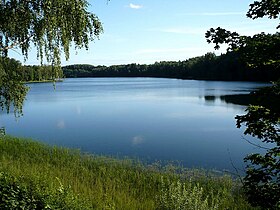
xmin=21 ymin=65 xmax=64 ymax=82
xmin=4 ymin=51 xmax=278 ymax=83
xmin=1 ymin=57 xmax=64 ymax=82
xmin=1 ymin=0 xmax=279 ymax=209
xmin=62 ymin=52 xmax=279 ymax=82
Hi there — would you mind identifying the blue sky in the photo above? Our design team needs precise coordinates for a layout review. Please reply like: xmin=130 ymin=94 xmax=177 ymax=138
xmin=11 ymin=0 xmax=279 ymax=66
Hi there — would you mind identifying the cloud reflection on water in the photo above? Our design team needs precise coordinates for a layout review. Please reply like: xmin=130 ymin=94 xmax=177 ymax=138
xmin=76 ymin=106 xmax=81 ymax=115
xmin=132 ymin=135 xmax=145 ymax=146
xmin=57 ymin=120 xmax=65 ymax=129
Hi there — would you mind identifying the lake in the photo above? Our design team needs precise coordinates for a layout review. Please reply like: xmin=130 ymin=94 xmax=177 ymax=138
xmin=0 ymin=78 xmax=269 ymax=172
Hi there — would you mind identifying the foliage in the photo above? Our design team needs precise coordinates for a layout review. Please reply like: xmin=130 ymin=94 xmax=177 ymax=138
xmin=0 ymin=0 xmax=102 ymax=64
xmin=0 ymin=136 xmax=256 ymax=209
xmin=235 ymin=82 xmax=280 ymax=209
xmin=0 ymin=57 xmax=64 ymax=115
xmin=246 ymin=0 xmax=280 ymax=29
xmin=0 ymin=172 xmax=90 ymax=209
xmin=62 ymin=52 xmax=279 ymax=81
xmin=21 ymin=64 xmax=64 ymax=82
xmin=158 ymin=178 xmax=220 ymax=210
xmin=205 ymin=0 xmax=280 ymax=70
xmin=206 ymin=0 xmax=280 ymax=208
xmin=0 ymin=0 xmax=102 ymax=116
xmin=205 ymin=30 xmax=280 ymax=70
xmin=0 ymin=57 xmax=28 ymax=116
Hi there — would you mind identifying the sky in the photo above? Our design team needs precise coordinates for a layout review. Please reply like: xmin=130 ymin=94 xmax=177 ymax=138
xmin=10 ymin=0 xmax=279 ymax=66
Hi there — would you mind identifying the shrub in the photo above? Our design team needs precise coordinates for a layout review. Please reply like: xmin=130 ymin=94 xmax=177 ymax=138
xmin=0 ymin=172 xmax=91 ymax=210
xmin=157 ymin=177 xmax=221 ymax=210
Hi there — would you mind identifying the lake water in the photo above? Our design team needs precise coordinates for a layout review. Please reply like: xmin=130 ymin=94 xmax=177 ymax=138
xmin=0 ymin=78 xmax=269 ymax=172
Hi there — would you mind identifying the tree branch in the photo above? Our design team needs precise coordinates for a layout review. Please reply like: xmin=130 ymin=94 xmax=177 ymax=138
xmin=0 ymin=34 xmax=33 ymax=52
xmin=241 ymin=136 xmax=271 ymax=150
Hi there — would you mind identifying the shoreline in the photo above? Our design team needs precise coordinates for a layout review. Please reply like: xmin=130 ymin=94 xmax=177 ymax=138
xmin=24 ymin=79 xmax=64 ymax=84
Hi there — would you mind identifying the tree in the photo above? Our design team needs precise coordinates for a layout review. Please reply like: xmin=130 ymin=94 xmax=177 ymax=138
xmin=205 ymin=0 xmax=280 ymax=69
xmin=247 ymin=0 xmax=280 ymax=29
xmin=235 ymin=84 xmax=280 ymax=209
xmin=0 ymin=57 xmax=28 ymax=116
xmin=206 ymin=0 xmax=280 ymax=208
xmin=0 ymin=0 xmax=103 ymax=115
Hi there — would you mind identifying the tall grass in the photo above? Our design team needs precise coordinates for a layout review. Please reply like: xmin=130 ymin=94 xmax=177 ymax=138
xmin=0 ymin=136 xmax=258 ymax=209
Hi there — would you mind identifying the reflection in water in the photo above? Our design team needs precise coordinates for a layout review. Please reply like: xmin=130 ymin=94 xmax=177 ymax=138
xmin=0 ymin=127 xmax=6 ymax=136
xmin=204 ymin=94 xmax=257 ymax=106
xmin=204 ymin=96 xmax=217 ymax=104
xmin=0 ymin=78 xmax=270 ymax=172
xmin=132 ymin=135 xmax=145 ymax=146
xmin=76 ymin=106 xmax=82 ymax=115
xmin=57 ymin=120 xmax=65 ymax=129
xmin=220 ymin=94 xmax=256 ymax=106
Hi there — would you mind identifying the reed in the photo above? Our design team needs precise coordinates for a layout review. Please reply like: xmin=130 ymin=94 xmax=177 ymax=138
xmin=0 ymin=136 xmax=258 ymax=209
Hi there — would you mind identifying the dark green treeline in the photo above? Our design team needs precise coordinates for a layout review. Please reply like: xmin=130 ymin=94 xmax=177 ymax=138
xmin=1 ymin=57 xmax=64 ymax=82
xmin=63 ymin=52 xmax=279 ymax=81
xmin=21 ymin=65 xmax=64 ymax=82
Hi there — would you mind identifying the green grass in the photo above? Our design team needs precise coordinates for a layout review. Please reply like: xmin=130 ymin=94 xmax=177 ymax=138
xmin=0 ymin=136 xmax=258 ymax=209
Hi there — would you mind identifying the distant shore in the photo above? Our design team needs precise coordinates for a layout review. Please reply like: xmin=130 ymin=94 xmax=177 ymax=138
xmin=24 ymin=79 xmax=64 ymax=84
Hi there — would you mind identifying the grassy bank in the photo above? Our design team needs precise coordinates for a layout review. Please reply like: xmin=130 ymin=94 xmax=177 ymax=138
xmin=0 ymin=136 xmax=258 ymax=209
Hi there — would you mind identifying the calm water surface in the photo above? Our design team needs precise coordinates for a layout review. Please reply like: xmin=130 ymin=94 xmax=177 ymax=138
xmin=0 ymin=78 xmax=269 ymax=172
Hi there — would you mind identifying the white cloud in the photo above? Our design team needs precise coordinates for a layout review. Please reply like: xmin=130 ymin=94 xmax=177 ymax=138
xmin=230 ymin=21 xmax=278 ymax=36
xmin=154 ymin=18 xmax=278 ymax=37
xmin=136 ymin=47 xmax=209 ymax=55
xmin=201 ymin=12 xmax=244 ymax=16
xmin=129 ymin=3 xmax=143 ymax=9
xmin=179 ymin=12 xmax=245 ymax=16
xmin=160 ymin=27 xmax=207 ymax=35
xmin=149 ymin=25 xmax=211 ymax=35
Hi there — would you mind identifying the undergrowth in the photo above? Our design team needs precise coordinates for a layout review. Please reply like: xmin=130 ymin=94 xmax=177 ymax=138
xmin=0 ymin=136 xmax=258 ymax=209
